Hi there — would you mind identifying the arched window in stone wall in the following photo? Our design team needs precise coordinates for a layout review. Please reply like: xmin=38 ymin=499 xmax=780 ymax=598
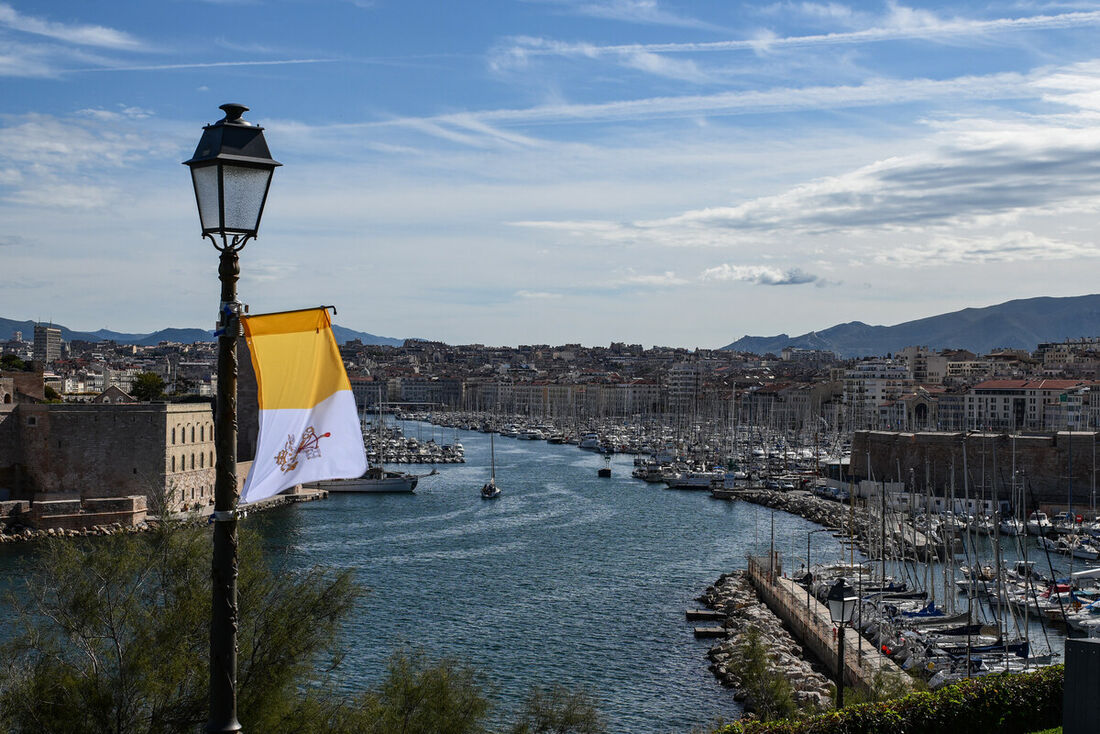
xmin=210 ymin=450 xmax=214 ymax=467
xmin=171 ymin=427 xmax=176 ymax=444
xmin=200 ymin=425 xmax=204 ymax=442
xmin=4 ymin=393 xmax=13 ymax=403
xmin=171 ymin=456 xmax=176 ymax=472
xmin=191 ymin=426 xmax=195 ymax=443
xmin=199 ymin=452 xmax=204 ymax=468
xmin=180 ymin=426 xmax=186 ymax=445
xmin=191 ymin=453 xmax=195 ymax=470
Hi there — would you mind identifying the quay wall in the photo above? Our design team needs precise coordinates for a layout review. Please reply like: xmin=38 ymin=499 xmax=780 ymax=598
xmin=745 ymin=555 xmax=912 ymax=694
xmin=852 ymin=430 xmax=1099 ymax=508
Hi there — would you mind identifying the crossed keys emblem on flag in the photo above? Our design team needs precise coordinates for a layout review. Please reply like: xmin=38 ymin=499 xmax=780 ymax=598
xmin=274 ymin=426 xmax=332 ymax=473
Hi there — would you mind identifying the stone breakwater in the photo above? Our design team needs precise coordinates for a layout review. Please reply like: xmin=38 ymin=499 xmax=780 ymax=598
xmin=735 ymin=489 xmax=854 ymax=537
xmin=0 ymin=521 xmax=151 ymax=543
xmin=0 ymin=489 xmax=327 ymax=544
xmin=699 ymin=570 xmax=835 ymax=712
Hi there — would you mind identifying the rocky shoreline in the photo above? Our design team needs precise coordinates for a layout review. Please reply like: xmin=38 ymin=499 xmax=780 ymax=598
xmin=0 ymin=489 xmax=327 ymax=544
xmin=734 ymin=488 xmax=856 ymax=537
xmin=698 ymin=570 xmax=835 ymax=712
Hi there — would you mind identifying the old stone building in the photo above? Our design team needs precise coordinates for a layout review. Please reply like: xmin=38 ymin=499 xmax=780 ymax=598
xmin=0 ymin=402 xmax=215 ymax=512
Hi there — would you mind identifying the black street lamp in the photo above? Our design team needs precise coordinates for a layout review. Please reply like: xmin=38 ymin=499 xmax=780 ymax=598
xmin=184 ymin=103 xmax=280 ymax=734
xmin=826 ymin=578 xmax=858 ymax=709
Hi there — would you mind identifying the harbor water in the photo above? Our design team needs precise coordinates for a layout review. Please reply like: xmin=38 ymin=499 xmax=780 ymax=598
xmin=243 ymin=422 xmax=850 ymax=732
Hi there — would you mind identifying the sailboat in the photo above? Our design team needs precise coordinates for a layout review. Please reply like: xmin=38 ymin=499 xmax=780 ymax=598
xmin=481 ymin=432 xmax=501 ymax=499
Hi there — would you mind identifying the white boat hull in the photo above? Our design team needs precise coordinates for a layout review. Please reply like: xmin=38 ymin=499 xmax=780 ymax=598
xmin=312 ymin=472 xmax=417 ymax=493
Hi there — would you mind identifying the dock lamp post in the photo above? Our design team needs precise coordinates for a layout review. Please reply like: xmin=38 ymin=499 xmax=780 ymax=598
xmin=827 ymin=578 xmax=858 ymax=710
xmin=183 ymin=103 xmax=280 ymax=734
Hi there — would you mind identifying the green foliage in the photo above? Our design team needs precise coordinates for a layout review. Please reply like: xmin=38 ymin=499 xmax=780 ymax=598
xmin=130 ymin=372 xmax=166 ymax=402
xmin=43 ymin=384 xmax=61 ymax=401
xmin=728 ymin=628 xmax=798 ymax=722
xmin=0 ymin=520 xmax=606 ymax=734
xmin=509 ymin=684 xmax=606 ymax=734
xmin=0 ymin=521 xmax=359 ymax=733
xmin=844 ymin=667 xmax=923 ymax=706
xmin=0 ymin=353 xmax=29 ymax=371
xmin=714 ymin=665 xmax=1064 ymax=734
xmin=352 ymin=649 xmax=492 ymax=734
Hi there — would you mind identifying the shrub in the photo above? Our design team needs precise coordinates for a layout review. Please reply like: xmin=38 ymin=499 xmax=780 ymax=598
xmin=728 ymin=628 xmax=798 ymax=722
xmin=715 ymin=665 xmax=1063 ymax=734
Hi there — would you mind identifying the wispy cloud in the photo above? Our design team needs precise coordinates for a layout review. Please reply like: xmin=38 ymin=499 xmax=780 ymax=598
xmin=701 ymin=264 xmax=821 ymax=285
xmin=499 ymin=8 xmax=1100 ymax=63
xmin=65 ymin=58 xmax=337 ymax=74
xmin=528 ymin=0 xmax=724 ymax=31
xmin=0 ymin=2 xmax=144 ymax=50
xmin=618 ymin=49 xmax=713 ymax=83
xmin=872 ymin=232 xmax=1100 ymax=266
xmin=516 ymin=289 xmax=564 ymax=299
xmin=399 ymin=70 xmax=1034 ymax=130
xmin=613 ymin=270 xmax=688 ymax=286
xmin=75 ymin=105 xmax=154 ymax=121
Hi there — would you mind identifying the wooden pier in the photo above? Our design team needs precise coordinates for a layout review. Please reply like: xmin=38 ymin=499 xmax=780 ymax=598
xmin=745 ymin=555 xmax=913 ymax=694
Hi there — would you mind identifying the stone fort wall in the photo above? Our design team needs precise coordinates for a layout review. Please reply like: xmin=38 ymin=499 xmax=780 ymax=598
xmin=4 ymin=402 xmax=215 ymax=512
xmin=852 ymin=430 xmax=1099 ymax=509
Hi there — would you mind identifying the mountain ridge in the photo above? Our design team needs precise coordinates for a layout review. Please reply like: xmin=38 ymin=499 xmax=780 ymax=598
xmin=0 ymin=317 xmax=403 ymax=347
xmin=722 ymin=294 xmax=1100 ymax=357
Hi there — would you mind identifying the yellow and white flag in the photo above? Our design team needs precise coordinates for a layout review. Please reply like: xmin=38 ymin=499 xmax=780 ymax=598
xmin=240 ymin=308 xmax=366 ymax=505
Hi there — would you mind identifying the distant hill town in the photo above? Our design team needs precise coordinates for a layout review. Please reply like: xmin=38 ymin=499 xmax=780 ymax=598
xmin=0 ymin=316 xmax=402 ymax=348
xmin=723 ymin=294 xmax=1100 ymax=357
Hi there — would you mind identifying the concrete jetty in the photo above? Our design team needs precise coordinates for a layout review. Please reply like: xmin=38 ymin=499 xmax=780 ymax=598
xmin=745 ymin=554 xmax=913 ymax=695
xmin=686 ymin=609 xmax=726 ymax=621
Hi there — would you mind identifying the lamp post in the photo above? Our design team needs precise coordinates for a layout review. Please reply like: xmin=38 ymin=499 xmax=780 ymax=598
xmin=184 ymin=103 xmax=280 ymax=734
xmin=827 ymin=578 xmax=858 ymax=709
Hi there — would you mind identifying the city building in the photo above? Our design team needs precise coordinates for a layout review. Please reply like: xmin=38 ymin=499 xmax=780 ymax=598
xmin=33 ymin=323 xmax=62 ymax=365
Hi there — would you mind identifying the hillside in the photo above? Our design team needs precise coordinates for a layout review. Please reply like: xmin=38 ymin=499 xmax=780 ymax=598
xmin=722 ymin=294 xmax=1100 ymax=357
xmin=0 ymin=317 xmax=402 ymax=347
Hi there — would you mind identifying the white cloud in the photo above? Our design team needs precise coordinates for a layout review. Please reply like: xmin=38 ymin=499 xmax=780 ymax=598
xmin=0 ymin=2 xmax=144 ymax=50
xmin=396 ymin=70 xmax=1034 ymax=130
xmin=516 ymin=290 xmax=564 ymax=299
xmin=500 ymin=8 xmax=1100 ymax=62
xmin=872 ymin=232 xmax=1100 ymax=266
xmin=614 ymin=270 xmax=688 ymax=286
xmin=619 ymin=49 xmax=713 ymax=83
xmin=701 ymin=264 xmax=820 ymax=285
xmin=75 ymin=105 xmax=154 ymax=121
xmin=530 ymin=0 xmax=723 ymax=31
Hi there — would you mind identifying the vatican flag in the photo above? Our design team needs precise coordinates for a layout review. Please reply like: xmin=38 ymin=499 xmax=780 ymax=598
xmin=240 ymin=308 xmax=366 ymax=505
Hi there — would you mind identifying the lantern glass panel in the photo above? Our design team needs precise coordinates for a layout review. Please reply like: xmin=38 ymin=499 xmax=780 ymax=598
xmin=191 ymin=165 xmax=222 ymax=232
xmin=222 ymin=165 xmax=271 ymax=233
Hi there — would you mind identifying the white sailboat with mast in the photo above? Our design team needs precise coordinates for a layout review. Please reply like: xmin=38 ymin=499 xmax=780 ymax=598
xmin=481 ymin=432 xmax=501 ymax=499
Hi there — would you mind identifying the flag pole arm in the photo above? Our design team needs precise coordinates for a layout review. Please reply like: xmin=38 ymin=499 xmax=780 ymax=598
xmin=244 ymin=305 xmax=338 ymax=318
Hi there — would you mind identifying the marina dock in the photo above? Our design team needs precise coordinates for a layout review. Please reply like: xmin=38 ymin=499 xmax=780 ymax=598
xmin=745 ymin=555 xmax=913 ymax=694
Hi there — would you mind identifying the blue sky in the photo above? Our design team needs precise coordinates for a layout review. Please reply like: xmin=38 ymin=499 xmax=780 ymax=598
xmin=3 ymin=1 xmax=1100 ymax=347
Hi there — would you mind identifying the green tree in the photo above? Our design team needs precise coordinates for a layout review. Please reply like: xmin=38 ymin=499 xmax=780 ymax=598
xmin=0 ymin=517 xmax=603 ymax=734
xmin=43 ymin=384 xmax=62 ymax=401
xmin=729 ymin=628 xmax=797 ymax=722
xmin=509 ymin=685 xmax=606 ymax=734
xmin=0 ymin=353 xmax=28 ymax=371
xmin=0 ymin=521 xmax=359 ymax=733
xmin=130 ymin=372 xmax=166 ymax=402
xmin=352 ymin=649 xmax=491 ymax=734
